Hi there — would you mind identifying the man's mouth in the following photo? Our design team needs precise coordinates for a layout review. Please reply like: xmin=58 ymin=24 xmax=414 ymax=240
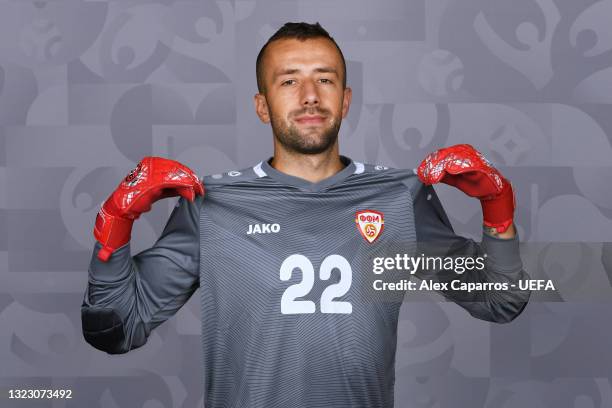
xmin=294 ymin=115 xmax=325 ymax=125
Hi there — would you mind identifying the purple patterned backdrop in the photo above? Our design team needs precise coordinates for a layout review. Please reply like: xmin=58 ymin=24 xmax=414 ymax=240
xmin=1 ymin=0 xmax=612 ymax=407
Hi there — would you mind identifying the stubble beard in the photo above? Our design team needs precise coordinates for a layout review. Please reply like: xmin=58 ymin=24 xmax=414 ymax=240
xmin=270 ymin=108 xmax=342 ymax=155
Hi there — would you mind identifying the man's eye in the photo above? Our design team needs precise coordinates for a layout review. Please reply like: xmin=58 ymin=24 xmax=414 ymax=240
xmin=281 ymin=80 xmax=295 ymax=86
xmin=320 ymin=78 xmax=332 ymax=83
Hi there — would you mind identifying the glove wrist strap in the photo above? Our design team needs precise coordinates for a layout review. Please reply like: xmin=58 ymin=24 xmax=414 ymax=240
xmin=93 ymin=206 xmax=134 ymax=262
xmin=480 ymin=181 xmax=515 ymax=234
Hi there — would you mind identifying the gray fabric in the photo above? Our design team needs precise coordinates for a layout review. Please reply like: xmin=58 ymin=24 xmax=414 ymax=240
xmin=83 ymin=192 xmax=202 ymax=353
xmin=410 ymin=181 xmax=530 ymax=322
xmin=81 ymin=156 xmax=530 ymax=407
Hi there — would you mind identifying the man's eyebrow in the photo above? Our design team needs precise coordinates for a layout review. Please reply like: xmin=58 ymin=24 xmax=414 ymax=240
xmin=273 ymin=67 xmax=339 ymax=79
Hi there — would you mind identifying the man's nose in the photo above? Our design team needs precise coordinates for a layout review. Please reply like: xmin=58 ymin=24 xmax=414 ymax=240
xmin=300 ymin=79 xmax=319 ymax=106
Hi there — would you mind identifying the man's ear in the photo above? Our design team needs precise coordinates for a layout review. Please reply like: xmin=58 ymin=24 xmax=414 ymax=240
xmin=254 ymin=93 xmax=271 ymax=123
xmin=341 ymin=86 xmax=352 ymax=119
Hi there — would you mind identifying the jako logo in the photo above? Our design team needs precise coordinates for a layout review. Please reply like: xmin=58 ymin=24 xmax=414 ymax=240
xmin=247 ymin=223 xmax=280 ymax=235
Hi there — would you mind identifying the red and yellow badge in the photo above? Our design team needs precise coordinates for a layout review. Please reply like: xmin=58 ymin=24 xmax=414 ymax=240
xmin=355 ymin=210 xmax=384 ymax=243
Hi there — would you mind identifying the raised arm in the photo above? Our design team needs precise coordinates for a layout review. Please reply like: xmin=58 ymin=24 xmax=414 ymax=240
xmin=81 ymin=157 xmax=204 ymax=353
xmin=413 ymin=144 xmax=531 ymax=323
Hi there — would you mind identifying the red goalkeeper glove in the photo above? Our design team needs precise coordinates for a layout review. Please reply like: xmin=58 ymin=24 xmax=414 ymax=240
xmin=417 ymin=144 xmax=515 ymax=234
xmin=93 ymin=156 xmax=204 ymax=262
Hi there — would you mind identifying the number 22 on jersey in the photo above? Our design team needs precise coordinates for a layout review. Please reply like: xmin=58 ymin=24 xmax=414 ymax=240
xmin=280 ymin=254 xmax=353 ymax=315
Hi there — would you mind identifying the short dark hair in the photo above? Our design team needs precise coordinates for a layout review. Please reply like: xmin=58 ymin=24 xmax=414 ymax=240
xmin=256 ymin=22 xmax=347 ymax=94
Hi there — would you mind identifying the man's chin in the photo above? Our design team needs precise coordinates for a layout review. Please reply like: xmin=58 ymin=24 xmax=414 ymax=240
xmin=273 ymin=122 xmax=340 ymax=155
xmin=293 ymin=145 xmax=332 ymax=155
xmin=293 ymin=138 xmax=338 ymax=154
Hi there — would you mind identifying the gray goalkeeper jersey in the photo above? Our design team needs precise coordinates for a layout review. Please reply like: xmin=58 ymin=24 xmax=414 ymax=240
xmin=81 ymin=156 xmax=530 ymax=408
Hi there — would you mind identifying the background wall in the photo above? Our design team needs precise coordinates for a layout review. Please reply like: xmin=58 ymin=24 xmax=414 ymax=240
xmin=1 ymin=0 xmax=612 ymax=407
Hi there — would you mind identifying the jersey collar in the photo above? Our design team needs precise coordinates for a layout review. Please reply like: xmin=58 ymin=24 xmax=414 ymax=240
xmin=260 ymin=155 xmax=356 ymax=192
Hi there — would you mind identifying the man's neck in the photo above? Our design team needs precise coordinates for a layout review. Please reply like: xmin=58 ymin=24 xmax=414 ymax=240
xmin=270 ymin=147 xmax=346 ymax=183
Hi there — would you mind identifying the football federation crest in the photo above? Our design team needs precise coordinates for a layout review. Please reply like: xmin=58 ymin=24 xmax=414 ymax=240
xmin=355 ymin=210 xmax=384 ymax=243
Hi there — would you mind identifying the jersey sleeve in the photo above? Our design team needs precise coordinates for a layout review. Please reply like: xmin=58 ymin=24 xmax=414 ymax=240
xmin=412 ymin=182 xmax=531 ymax=323
xmin=80 ymin=195 xmax=201 ymax=354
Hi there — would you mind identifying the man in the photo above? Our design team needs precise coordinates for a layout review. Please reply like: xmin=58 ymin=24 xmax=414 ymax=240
xmin=81 ymin=22 xmax=530 ymax=408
